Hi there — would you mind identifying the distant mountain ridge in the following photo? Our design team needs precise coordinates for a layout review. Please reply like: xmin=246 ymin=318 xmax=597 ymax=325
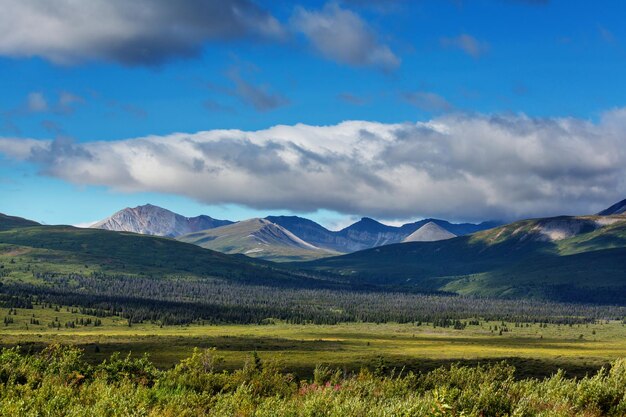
xmin=177 ymin=218 xmax=337 ymax=262
xmin=91 ymin=204 xmax=500 ymax=260
xmin=92 ymin=204 xmax=232 ymax=237
xmin=3 ymin=196 xmax=626 ymax=304
xmin=268 ymin=216 xmax=498 ymax=253
xmin=300 ymin=211 xmax=626 ymax=303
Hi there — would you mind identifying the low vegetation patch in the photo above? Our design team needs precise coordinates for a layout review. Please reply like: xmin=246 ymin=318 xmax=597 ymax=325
xmin=0 ymin=345 xmax=625 ymax=416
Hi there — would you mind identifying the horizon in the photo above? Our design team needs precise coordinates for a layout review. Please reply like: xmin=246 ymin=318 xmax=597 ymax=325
xmin=2 ymin=4 xmax=626 ymax=412
xmin=2 ymin=0 xmax=626 ymax=228
xmin=5 ymin=197 xmax=623 ymax=233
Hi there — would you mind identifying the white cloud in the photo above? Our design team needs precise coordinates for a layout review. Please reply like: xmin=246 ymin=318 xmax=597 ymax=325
xmin=291 ymin=3 xmax=400 ymax=71
xmin=1 ymin=110 xmax=626 ymax=222
xmin=0 ymin=0 xmax=285 ymax=65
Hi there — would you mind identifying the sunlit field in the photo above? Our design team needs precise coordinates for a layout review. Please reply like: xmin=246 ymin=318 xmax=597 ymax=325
xmin=2 ymin=305 xmax=625 ymax=379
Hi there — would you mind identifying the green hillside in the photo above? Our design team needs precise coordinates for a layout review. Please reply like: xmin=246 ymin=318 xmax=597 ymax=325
xmin=0 ymin=213 xmax=40 ymax=231
xmin=299 ymin=215 xmax=626 ymax=303
xmin=0 ymin=214 xmax=322 ymax=288
xmin=178 ymin=218 xmax=338 ymax=262
xmin=3 ymin=211 xmax=626 ymax=305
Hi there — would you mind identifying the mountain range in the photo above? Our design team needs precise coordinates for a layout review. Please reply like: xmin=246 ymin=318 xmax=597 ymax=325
xmin=1 ymin=197 xmax=625 ymax=304
xmin=92 ymin=204 xmax=499 ymax=260
xmin=298 ymin=211 xmax=626 ymax=303
xmin=268 ymin=216 xmax=498 ymax=253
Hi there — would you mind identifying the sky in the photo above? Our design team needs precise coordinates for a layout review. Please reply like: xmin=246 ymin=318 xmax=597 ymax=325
xmin=1 ymin=0 xmax=626 ymax=229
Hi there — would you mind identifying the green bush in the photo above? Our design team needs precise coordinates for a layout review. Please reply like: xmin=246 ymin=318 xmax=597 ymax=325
xmin=0 ymin=346 xmax=624 ymax=416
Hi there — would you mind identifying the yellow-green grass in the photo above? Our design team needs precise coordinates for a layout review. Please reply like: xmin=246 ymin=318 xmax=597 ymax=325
xmin=2 ymin=305 xmax=625 ymax=378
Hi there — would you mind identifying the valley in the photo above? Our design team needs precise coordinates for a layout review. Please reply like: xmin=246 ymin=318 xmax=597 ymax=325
xmin=2 ymin=304 xmax=625 ymax=379
xmin=1 ymin=201 xmax=625 ymax=415
xmin=3 ymin=3 xmax=626 ymax=413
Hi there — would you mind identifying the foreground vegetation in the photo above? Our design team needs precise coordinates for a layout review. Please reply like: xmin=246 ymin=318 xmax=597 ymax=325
xmin=1 ymin=345 xmax=625 ymax=416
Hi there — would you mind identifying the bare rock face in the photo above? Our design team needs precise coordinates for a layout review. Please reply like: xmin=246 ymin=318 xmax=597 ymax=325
xmin=403 ymin=222 xmax=456 ymax=242
xmin=91 ymin=204 xmax=232 ymax=237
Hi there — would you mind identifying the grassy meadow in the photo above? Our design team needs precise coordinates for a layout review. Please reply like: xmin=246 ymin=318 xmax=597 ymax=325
xmin=2 ymin=304 xmax=625 ymax=379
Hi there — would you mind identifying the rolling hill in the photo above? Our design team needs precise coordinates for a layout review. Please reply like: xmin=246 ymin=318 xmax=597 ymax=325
xmin=0 ymin=213 xmax=41 ymax=231
xmin=177 ymin=218 xmax=338 ymax=262
xmin=298 ymin=213 xmax=626 ymax=303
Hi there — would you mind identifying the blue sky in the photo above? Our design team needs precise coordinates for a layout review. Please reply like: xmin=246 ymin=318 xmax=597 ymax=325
xmin=1 ymin=0 xmax=626 ymax=228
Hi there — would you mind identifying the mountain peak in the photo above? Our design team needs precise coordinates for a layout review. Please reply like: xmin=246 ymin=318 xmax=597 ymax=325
xmin=133 ymin=203 xmax=171 ymax=213
xmin=92 ymin=205 xmax=232 ymax=237
xmin=403 ymin=221 xmax=456 ymax=242
xmin=342 ymin=217 xmax=390 ymax=232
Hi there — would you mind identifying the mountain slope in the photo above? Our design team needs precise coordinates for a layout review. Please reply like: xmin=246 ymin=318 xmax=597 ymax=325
xmin=264 ymin=215 xmax=350 ymax=253
xmin=92 ymin=204 xmax=232 ymax=237
xmin=335 ymin=217 xmax=403 ymax=251
xmin=397 ymin=219 xmax=500 ymax=237
xmin=298 ymin=214 xmax=626 ymax=303
xmin=0 ymin=213 xmax=40 ymax=231
xmin=598 ymin=198 xmax=626 ymax=215
xmin=266 ymin=216 xmax=400 ymax=252
xmin=403 ymin=222 xmax=456 ymax=242
xmin=267 ymin=215 xmax=497 ymax=253
xmin=0 ymin=214 xmax=325 ymax=288
xmin=178 ymin=218 xmax=337 ymax=262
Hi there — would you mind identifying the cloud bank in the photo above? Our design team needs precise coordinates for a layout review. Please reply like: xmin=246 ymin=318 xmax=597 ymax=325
xmin=0 ymin=0 xmax=285 ymax=65
xmin=0 ymin=1 xmax=399 ymax=70
xmin=2 ymin=110 xmax=626 ymax=221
